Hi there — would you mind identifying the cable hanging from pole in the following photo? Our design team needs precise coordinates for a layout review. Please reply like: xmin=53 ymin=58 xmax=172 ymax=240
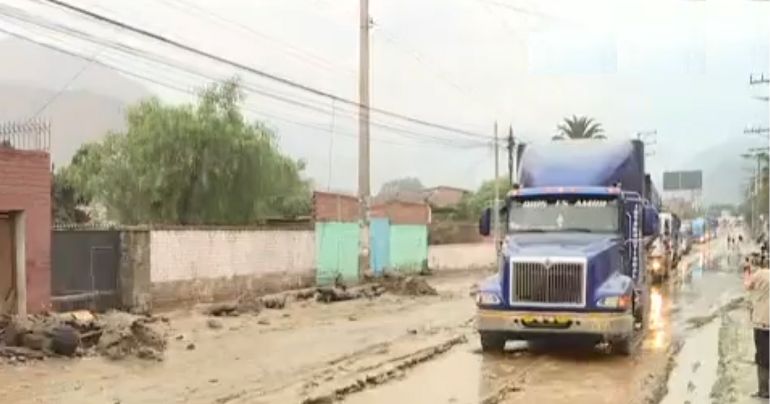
xmin=38 ymin=0 xmax=492 ymax=141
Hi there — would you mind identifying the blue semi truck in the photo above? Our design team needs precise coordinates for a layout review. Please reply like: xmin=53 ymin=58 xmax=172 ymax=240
xmin=475 ymin=139 xmax=659 ymax=355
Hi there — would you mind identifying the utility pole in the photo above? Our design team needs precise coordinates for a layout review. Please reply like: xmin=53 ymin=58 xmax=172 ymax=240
xmin=493 ymin=122 xmax=500 ymax=261
xmin=358 ymin=0 xmax=371 ymax=277
xmin=507 ymin=126 xmax=514 ymax=186
xmin=743 ymin=147 xmax=769 ymax=234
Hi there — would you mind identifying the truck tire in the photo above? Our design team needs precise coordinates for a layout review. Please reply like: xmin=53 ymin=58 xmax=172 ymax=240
xmin=480 ymin=332 xmax=507 ymax=352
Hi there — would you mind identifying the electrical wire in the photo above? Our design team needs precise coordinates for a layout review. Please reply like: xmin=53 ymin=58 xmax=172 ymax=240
xmin=37 ymin=0 xmax=493 ymax=141
xmin=0 ymin=5 xmax=494 ymax=148
xmin=158 ymin=0 xmax=354 ymax=77
xmin=0 ymin=24 xmax=491 ymax=150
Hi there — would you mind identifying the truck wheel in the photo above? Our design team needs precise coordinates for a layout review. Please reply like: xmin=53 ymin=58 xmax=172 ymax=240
xmin=480 ymin=332 xmax=507 ymax=352
xmin=612 ymin=336 xmax=635 ymax=356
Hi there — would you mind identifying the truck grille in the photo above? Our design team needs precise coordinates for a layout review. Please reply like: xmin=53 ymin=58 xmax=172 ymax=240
xmin=510 ymin=259 xmax=585 ymax=306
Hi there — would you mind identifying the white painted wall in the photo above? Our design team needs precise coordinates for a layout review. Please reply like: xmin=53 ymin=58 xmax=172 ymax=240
xmin=428 ymin=243 xmax=495 ymax=271
xmin=150 ymin=230 xmax=315 ymax=283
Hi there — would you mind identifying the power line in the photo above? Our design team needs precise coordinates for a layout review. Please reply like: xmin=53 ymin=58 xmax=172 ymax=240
xmin=157 ymin=0 xmax=354 ymax=77
xmin=0 ymin=6 xmax=492 ymax=149
xmin=0 ymin=25 xmax=490 ymax=151
xmin=38 ymin=0 xmax=492 ymax=141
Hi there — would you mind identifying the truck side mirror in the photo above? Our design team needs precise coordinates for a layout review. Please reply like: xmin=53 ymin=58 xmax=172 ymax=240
xmin=479 ymin=208 xmax=492 ymax=236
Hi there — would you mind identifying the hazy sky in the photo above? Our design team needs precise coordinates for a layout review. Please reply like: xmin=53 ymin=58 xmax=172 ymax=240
xmin=4 ymin=0 xmax=770 ymax=196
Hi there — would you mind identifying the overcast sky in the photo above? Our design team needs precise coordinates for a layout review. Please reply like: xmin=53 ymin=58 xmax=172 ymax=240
xmin=4 ymin=0 xmax=770 ymax=196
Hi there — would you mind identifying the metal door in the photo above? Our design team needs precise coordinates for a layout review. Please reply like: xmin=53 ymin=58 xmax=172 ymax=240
xmin=369 ymin=218 xmax=391 ymax=275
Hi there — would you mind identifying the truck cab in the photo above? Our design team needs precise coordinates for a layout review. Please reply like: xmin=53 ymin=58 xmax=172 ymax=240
xmin=476 ymin=186 xmax=658 ymax=355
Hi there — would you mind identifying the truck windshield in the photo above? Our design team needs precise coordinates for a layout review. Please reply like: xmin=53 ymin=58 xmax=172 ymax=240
xmin=509 ymin=197 xmax=619 ymax=233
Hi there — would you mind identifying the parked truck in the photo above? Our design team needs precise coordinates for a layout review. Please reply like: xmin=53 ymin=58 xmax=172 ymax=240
xmin=475 ymin=139 xmax=659 ymax=355
xmin=692 ymin=217 xmax=706 ymax=243
xmin=649 ymin=212 xmax=681 ymax=283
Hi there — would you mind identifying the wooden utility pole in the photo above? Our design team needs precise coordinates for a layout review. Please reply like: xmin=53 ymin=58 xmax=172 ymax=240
xmin=358 ymin=0 xmax=371 ymax=277
xmin=507 ymin=125 xmax=514 ymax=186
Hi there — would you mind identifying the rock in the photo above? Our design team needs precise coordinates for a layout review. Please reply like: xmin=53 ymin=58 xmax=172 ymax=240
xmin=3 ymin=316 xmax=32 ymax=346
xmin=261 ymin=296 xmax=287 ymax=310
xmin=407 ymin=328 xmax=418 ymax=335
xmin=207 ymin=319 xmax=223 ymax=330
xmin=257 ymin=319 xmax=270 ymax=326
xmin=186 ymin=343 xmax=196 ymax=350
xmin=50 ymin=325 xmax=80 ymax=356
xmin=21 ymin=333 xmax=48 ymax=351
xmin=205 ymin=303 xmax=239 ymax=317
xmin=175 ymin=334 xmax=184 ymax=340
xmin=136 ymin=346 xmax=163 ymax=361
xmin=294 ymin=289 xmax=316 ymax=301
xmin=209 ymin=378 xmax=219 ymax=383
xmin=348 ymin=315 xmax=358 ymax=321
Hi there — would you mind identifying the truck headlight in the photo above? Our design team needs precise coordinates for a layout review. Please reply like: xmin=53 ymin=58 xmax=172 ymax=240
xmin=596 ymin=295 xmax=631 ymax=309
xmin=476 ymin=292 xmax=501 ymax=306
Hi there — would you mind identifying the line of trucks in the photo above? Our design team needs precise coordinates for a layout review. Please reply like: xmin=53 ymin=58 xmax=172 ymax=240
xmin=474 ymin=139 xmax=707 ymax=355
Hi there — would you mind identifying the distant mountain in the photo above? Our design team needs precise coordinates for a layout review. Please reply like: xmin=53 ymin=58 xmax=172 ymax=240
xmin=681 ymin=136 xmax=767 ymax=205
xmin=0 ymin=37 xmax=150 ymax=166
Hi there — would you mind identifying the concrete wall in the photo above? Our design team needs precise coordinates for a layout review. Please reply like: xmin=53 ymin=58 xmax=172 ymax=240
xmin=149 ymin=229 xmax=315 ymax=306
xmin=315 ymin=222 xmax=359 ymax=284
xmin=0 ymin=149 xmax=51 ymax=313
xmin=427 ymin=242 xmax=495 ymax=272
xmin=119 ymin=230 xmax=151 ymax=312
xmin=389 ymin=224 xmax=428 ymax=272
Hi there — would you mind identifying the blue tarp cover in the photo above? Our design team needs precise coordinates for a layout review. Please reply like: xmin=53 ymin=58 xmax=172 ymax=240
xmin=518 ymin=140 xmax=646 ymax=195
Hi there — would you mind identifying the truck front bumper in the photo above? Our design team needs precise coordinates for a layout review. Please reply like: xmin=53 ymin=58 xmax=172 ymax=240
xmin=476 ymin=309 xmax=634 ymax=338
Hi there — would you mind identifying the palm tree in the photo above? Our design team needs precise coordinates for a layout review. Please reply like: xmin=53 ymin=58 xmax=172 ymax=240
xmin=553 ymin=115 xmax=606 ymax=140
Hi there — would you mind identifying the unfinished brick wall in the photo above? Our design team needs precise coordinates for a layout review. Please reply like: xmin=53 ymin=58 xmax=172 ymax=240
xmin=0 ymin=148 xmax=51 ymax=313
xmin=313 ymin=191 xmax=359 ymax=222
xmin=370 ymin=201 xmax=430 ymax=225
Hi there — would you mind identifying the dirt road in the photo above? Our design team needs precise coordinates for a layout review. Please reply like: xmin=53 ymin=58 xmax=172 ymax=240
xmin=0 ymin=236 xmax=754 ymax=404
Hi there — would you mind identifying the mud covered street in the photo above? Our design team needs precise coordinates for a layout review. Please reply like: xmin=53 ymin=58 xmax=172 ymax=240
xmin=0 ymin=236 xmax=758 ymax=404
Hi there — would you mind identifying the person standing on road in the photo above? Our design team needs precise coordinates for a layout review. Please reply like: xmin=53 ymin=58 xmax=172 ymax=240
xmin=743 ymin=263 xmax=769 ymax=398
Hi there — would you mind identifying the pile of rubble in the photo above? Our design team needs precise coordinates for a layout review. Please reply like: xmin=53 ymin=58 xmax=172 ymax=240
xmin=0 ymin=310 xmax=169 ymax=364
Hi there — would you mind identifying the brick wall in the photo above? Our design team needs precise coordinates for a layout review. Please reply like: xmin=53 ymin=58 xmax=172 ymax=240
xmin=0 ymin=148 xmax=51 ymax=313
xmin=313 ymin=191 xmax=359 ymax=222
xmin=149 ymin=229 xmax=315 ymax=305
xmin=371 ymin=201 xmax=430 ymax=225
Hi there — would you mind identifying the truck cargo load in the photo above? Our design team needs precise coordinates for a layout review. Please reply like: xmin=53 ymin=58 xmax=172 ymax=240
xmin=517 ymin=140 xmax=645 ymax=195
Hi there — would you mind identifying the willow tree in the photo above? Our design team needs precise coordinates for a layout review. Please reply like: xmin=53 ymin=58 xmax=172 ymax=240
xmin=65 ymin=79 xmax=310 ymax=225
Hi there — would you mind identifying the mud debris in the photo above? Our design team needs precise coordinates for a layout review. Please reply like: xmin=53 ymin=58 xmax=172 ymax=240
xmin=96 ymin=312 xmax=167 ymax=361
xmin=0 ymin=310 xmax=169 ymax=363
xmin=301 ymin=333 xmax=468 ymax=404
xmin=207 ymin=319 xmax=223 ymax=329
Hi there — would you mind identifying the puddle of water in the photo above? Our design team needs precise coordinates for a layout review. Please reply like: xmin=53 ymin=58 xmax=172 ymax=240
xmin=660 ymin=319 xmax=721 ymax=404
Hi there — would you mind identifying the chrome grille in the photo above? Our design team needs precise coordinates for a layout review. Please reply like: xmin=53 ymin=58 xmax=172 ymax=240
xmin=510 ymin=259 xmax=585 ymax=306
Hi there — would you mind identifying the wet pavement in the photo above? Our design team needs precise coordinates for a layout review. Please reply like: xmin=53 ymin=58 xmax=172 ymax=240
xmin=0 ymin=235 xmax=759 ymax=404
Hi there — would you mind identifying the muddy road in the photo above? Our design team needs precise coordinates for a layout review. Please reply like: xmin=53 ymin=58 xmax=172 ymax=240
xmin=0 ymin=236 xmax=752 ymax=404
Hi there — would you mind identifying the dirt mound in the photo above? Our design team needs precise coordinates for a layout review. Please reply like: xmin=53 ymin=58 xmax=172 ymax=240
xmin=0 ymin=310 xmax=169 ymax=363
xmin=96 ymin=311 xmax=167 ymax=361
xmin=381 ymin=273 xmax=438 ymax=296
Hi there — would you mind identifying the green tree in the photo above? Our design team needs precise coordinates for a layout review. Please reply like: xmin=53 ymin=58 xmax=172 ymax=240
xmin=66 ymin=78 xmax=310 ymax=225
xmin=553 ymin=115 xmax=606 ymax=140
xmin=461 ymin=177 xmax=513 ymax=217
